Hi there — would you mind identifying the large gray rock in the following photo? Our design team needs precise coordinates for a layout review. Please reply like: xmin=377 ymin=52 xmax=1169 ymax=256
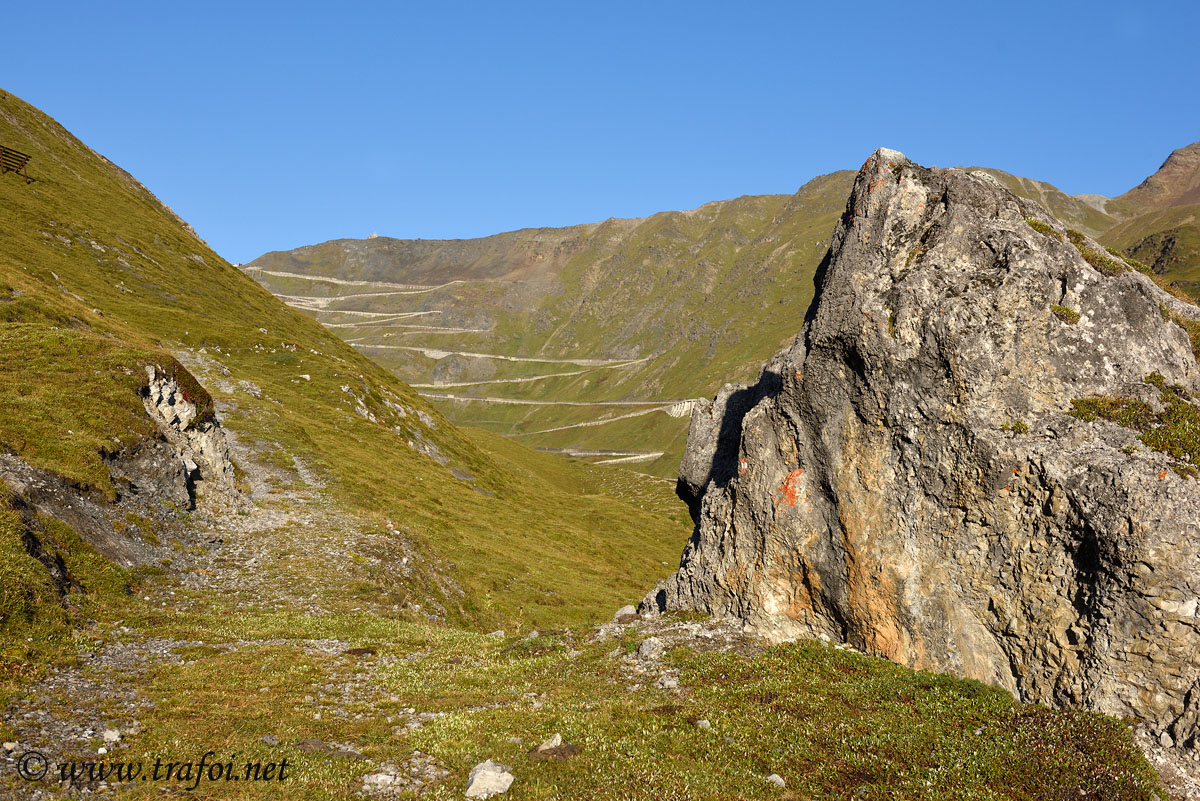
xmin=644 ymin=148 xmax=1200 ymax=749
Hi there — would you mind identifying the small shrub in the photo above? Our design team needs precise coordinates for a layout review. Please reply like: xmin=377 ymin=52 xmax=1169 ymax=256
xmin=1069 ymin=397 xmax=1156 ymax=428
xmin=1125 ymin=255 xmax=1153 ymax=273
xmin=1079 ymin=246 xmax=1129 ymax=276
xmin=1172 ymin=464 xmax=1199 ymax=480
xmin=1051 ymin=305 xmax=1080 ymax=325
xmin=1061 ymin=230 xmax=1132 ymax=277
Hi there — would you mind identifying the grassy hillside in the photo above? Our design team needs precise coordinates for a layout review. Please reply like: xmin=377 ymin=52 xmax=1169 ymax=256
xmin=1097 ymin=143 xmax=1200 ymax=296
xmin=0 ymin=86 xmax=689 ymax=650
xmin=247 ymin=173 xmax=854 ymax=477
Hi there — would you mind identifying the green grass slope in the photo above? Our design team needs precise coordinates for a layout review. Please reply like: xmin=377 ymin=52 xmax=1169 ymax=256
xmin=247 ymin=172 xmax=855 ymax=477
xmin=0 ymin=87 xmax=688 ymax=641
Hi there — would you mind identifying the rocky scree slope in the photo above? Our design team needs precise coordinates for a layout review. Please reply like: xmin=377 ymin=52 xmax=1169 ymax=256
xmin=646 ymin=148 xmax=1200 ymax=753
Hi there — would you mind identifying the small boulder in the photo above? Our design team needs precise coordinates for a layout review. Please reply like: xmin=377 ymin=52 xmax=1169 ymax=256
xmin=260 ymin=735 xmax=279 ymax=746
xmin=766 ymin=773 xmax=786 ymax=789
xmin=102 ymin=729 xmax=121 ymax=744
xmin=296 ymin=738 xmax=335 ymax=754
xmin=637 ymin=637 xmax=665 ymax=662
xmin=655 ymin=674 xmax=679 ymax=690
xmin=528 ymin=733 xmax=581 ymax=763
xmin=465 ymin=760 xmax=514 ymax=799
xmin=613 ymin=605 xmax=640 ymax=624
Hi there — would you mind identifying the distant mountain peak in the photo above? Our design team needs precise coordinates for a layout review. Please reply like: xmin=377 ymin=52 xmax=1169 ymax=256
xmin=1115 ymin=141 xmax=1200 ymax=213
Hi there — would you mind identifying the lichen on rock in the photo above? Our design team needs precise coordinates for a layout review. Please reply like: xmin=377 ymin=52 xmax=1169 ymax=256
xmin=644 ymin=148 xmax=1200 ymax=751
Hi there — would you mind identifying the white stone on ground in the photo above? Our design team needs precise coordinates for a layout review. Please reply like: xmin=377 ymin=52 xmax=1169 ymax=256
xmin=465 ymin=759 xmax=514 ymax=799
xmin=613 ymin=604 xmax=637 ymax=621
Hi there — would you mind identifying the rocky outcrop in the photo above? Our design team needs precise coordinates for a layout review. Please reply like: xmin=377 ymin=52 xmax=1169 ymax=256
xmin=644 ymin=148 xmax=1200 ymax=749
xmin=139 ymin=363 xmax=235 ymax=491
xmin=0 ymin=361 xmax=237 ymax=569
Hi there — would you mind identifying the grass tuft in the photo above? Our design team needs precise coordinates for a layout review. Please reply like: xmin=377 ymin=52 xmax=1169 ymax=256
xmin=1025 ymin=218 xmax=1059 ymax=239
xmin=1050 ymin=305 xmax=1080 ymax=325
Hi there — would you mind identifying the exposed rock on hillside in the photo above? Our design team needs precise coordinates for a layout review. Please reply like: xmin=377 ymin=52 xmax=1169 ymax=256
xmin=140 ymin=363 xmax=235 ymax=490
xmin=645 ymin=148 xmax=1200 ymax=750
xmin=0 ymin=362 xmax=237 ymax=568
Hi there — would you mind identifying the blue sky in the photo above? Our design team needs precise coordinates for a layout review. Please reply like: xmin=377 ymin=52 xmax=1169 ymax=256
xmin=4 ymin=1 xmax=1198 ymax=263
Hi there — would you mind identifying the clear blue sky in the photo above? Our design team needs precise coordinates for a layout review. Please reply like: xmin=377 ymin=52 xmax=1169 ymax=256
xmin=4 ymin=1 xmax=1198 ymax=264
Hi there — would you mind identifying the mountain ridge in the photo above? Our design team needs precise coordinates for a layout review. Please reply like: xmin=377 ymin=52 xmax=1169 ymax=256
xmin=245 ymin=146 xmax=1200 ymax=478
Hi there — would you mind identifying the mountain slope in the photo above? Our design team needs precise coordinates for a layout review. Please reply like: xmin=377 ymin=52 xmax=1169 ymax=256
xmin=0 ymin=86 xmax=689 ymax=655
xmin=1110 ymin=142 xmax=1200 ymax=216
xmin=1099 ymin=142 xmax=1200 ymax=292
xmin=247 ymin=173 xmax=855 ymax=476
xmin=249 ymin=156 xmax=1193 ymax=478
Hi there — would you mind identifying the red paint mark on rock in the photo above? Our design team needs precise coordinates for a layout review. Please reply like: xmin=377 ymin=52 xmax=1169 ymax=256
xmin=775 ymin=469 xmax=805 ymax=508
xmin=739 ymin=458 xmax=749 ymax=475
xmin=1159 ymin=470 xmax=1168 ymax=479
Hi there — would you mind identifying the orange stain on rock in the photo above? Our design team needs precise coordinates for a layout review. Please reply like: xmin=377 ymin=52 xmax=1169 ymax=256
xmin=775 ymin=469 xmax=805 ymax=508
xmin=1159 ymin=470 xmax=1168 ymax=479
